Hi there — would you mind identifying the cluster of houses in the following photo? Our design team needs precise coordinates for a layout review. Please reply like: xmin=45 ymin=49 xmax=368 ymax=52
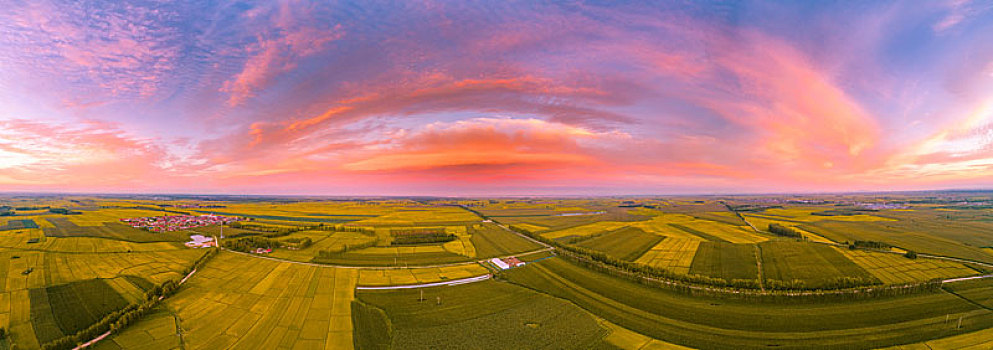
xmin=120 ymin=214 xmax=245 ymax=232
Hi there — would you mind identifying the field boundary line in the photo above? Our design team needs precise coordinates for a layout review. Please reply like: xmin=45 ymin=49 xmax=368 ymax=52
xmin=220 ymin=246 xmax=553 ymax=270
xmin=356 ymin=274 xmax=492 ymax=290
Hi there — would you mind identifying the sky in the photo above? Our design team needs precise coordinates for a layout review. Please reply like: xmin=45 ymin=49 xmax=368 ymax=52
xmin=0 ymin=0 xmax=991 ymax=196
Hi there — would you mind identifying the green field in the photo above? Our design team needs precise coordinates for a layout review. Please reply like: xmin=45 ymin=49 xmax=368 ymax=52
xmin=43 ymin=217 xmax=190 ymax=242
xmin=759 ymin=241 xmax=878 ymax=289
xmin=0 ymin=219 xmax=38 ymax=231
xmin=504 ymin=257 xmax=993 ymax=350
xmin=29 ymin=278 xmax=132 ymax=344
xmin=688 ymin=242 xmax=759 ymax=281
xmin=943 ymin=279 xmax=993 ymax=309
xmin=575 ymin=226 xmax=663 ymax=261
xmin=354 ymin=280 xmax=615 ymax=349
xmin=468 ymin=223 xmax=543 ymax=258
xmin=311 ymin=249 xmax=471 ymax=266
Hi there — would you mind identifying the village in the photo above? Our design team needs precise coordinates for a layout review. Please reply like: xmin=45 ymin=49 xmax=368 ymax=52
xmin=120 ymin=214 xmax=245 ymax=232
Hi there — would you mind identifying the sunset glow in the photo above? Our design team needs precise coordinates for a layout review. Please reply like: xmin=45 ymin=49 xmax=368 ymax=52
xmin=1 ymin=1 xmax=991 ymax=195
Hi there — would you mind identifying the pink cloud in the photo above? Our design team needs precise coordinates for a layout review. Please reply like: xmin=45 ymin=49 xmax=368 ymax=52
xmin=220 ymin=3 xmax=345 ymax=106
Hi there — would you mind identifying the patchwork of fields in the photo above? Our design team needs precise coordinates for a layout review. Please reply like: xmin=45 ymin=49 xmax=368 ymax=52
xmin=2 ymin=196 xmax=993 ymax=349
xmin=136 ymin=252 xmax=358 ymax=349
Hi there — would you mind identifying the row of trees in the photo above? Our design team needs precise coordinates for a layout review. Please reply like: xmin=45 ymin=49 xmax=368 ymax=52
xmin=390 ymin=232 xmax=456 ymax=245
xmin=507 ymin=224 xmax=941 ymax=300
xmin=850 ymin=240 xmax=890 ymax=249
xmin=222 ymin=236 xmax=279 ymax=252
xmin=282 ymin=237 xmax=313 ymax=249
xmin=229 ymin=222 xmax=375 ymax=238
xmin=317 ymin=240 xmax=378 ymax=257
xmin=42 ymin=249 xmax=218 ymax=350
xmin=768 ymin=223 xmax=803 ymax=238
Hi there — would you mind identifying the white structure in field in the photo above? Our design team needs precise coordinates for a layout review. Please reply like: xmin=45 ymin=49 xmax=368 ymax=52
xmin=489 ymin=257 xmax=525 ymax=270
xmin=490 ymin=258 xmax=510 ymax=270
xmin=185 ymin=235 xmax=215 ymax=248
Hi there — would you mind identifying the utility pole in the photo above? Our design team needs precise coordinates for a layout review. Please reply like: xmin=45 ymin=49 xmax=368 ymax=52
xmin=419 ymin=289 xmax=424 ymax=302
xmin=957 ymin=316 xmax=963 ymax=329
xmin=436 ymin=296 xmax=441 ymax=305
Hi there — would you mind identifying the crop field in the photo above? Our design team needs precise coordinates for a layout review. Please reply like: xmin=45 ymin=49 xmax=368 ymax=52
xmin=148 ymin=252 xmax=358 ymax=350
xmin=43 ymin=217 xmax=191 ymax=242
xmin=634 ymin=238 xmax=701 ymax=274
xmin=91 ymin=306 xmax=182 ymax=350
xmin=349 ymin=206 xmax=479 ymax=227
xmin=740 ymin=214 xmax=836 ymax=243
xmin=468 ymin=223 xmax=543 ymax=258
xmin=0 ymin=219 xmax=38 ymax=231
xmin=835 ymin=247 xmax=977 ymax=284
xmin=541 ymin=221 xmax=630 ymax=240
xmin=354 ymin=279 xmax=615 ymax=349
xmin=311 ymin=246 xmax=471 ymax=266
xmin=575 ymin=226 xmax=663 ymax=261
xmin=746 ymin=207 xmax=898 ymax=223
xmin=0 ymin=230 xmax=186 ymax=252
xmin=800 ymin=221 xmax=993 ymax=264
xmin=30 ymin=278 xmax=132 ymax=344
xmin=943 ymin=279 xmax=993 ymax=309
xmin=504 ymin=257 xmax=993 ymax=350
xmin=688 ymin=242 xmax=759 ymax=281
xmin=0 ymin=244 xmax=202 ymax=348
xmin=267 ymin=231 xmax=377 ymax=262
xmin=356 ymin=264 xmax=489 ymax=286
xmin=5 ymin=195 xmax=993 ymax=349
xmin=759 ymin=242 xmax=878 ymax=288
xmin=506 ymin=223 xmax=547 ymax=233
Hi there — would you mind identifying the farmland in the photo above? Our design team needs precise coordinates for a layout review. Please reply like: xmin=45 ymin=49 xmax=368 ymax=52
xmin=354 ymin=279 xmax=615 ymax=349
xmin=503 ymin=257 xmax=993 ymax=349
xmin=759 ymin=241 xmax=878 ymax=289
xmin=635 ymin=238 xmax=701 ymax=274
xmin=2 ymin=194 xmax=993 ymax=349
xmin=575 ymin=226 xmax=663 ymax=261
xmin=688 ymin=242 xmax=760 ymax=282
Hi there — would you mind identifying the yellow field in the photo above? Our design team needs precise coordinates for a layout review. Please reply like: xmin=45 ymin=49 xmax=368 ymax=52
xmin=635 ymin=238 xmax=701 ymax=274
xmin=542 ymin=221 xmax=630 ymax=240
xmin=356 ymin=264 xmax=489 ymax=286
xmin=443 ymin=234 xmax=476 ymax=257
xmin=755 ymin=208 xmax=897 ymax=222
xmin=349 ymin=245 xmax=447 ymax=255
xmin=510 ymin=223 xmax=548 ymax=233
xmin=742 ymin=215 xmax=834 ymax=243
xmin=93 ymin=308 xmax=183 ymax=349
xmin=834 ymin=247 xmax=977 ymax=284
xmin=266 ymin=231 xmax=375 ymax=262
xmin=65 ymin=209 xmax=169 ymax=226
xmin=600 ymin=318 xmax=693 ymax=349
xmin=540 ymin=213 xmax=766 ymax=244
xmin=0 ymin=247 xmax=203 ymax=349
xmin=350 ymin=206 xmax=478 ymax=226
xmin=633 ymin=214 xmax=767 ymax=243
xmin=161 ymin=252 xmax=357 ymax=349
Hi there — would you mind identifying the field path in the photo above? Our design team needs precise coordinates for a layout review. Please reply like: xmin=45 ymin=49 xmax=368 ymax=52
xmin=355 ymin=274 xmax=492 ymax=290
xmin=754 ymin=244 xmax=766 ymax=292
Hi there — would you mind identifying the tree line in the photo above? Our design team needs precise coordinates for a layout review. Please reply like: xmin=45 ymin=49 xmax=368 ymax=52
xmin=768 ymin=223 xmax=803 ymax=238
xmin=507 ymin=224 xmax=941 ymax=301
xmin=41 ymin=249 xmax=218 ymax=350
